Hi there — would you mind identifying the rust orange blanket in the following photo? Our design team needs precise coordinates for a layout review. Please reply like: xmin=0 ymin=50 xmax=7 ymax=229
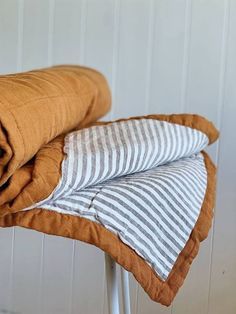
xmin=0 ymin=66 xmax=218 ymax=306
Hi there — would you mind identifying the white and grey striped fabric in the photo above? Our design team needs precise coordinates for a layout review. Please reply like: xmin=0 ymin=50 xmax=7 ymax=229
xmin=24 ymin=119 xmax=209 ymax=280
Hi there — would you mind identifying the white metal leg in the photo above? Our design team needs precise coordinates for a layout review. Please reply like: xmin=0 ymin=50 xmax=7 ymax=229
xmin=105 ymin=253 xmax=120 ymax=314
xmin=121 ymin=267 xmax=131 ymax=314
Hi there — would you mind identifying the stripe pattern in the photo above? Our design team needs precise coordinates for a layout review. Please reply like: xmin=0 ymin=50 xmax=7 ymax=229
xmin=27 ymin=119 xmax=209 ymax=280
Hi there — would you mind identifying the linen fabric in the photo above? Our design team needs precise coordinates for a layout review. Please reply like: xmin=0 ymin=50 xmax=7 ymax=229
xmin=26 ymin=119 xmax=209 ymax=280
xmin=0 ymin=65 xmax=219 ymax=306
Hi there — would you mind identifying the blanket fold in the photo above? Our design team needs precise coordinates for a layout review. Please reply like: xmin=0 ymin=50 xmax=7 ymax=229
xmin=0 ymin=65 xmax=219 ymax=306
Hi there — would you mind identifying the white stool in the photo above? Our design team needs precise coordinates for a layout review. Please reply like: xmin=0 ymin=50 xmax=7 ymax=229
xmin=105 ymin=253 xmax=131 ymax=314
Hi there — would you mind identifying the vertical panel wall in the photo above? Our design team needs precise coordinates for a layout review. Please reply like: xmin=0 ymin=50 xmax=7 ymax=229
xmin=0 ymin=1 xmax=235 ymax=314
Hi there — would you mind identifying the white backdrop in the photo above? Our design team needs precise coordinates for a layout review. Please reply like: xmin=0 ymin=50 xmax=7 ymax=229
xmin=0 ymin=1 xmax=235 ymax=314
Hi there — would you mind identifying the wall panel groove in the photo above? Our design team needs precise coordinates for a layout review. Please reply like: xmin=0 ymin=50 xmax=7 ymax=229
xmin=207 ymin=1 xmax=230 ymax=313
xmin=180 ymin=0 xmax=192 ymax=112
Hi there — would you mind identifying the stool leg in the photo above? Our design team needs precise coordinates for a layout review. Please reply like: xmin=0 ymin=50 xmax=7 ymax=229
xmin=121 ymin=268 xmax=131 ymax=314
xmin=105 ymin=253 xmax=120 ymax=314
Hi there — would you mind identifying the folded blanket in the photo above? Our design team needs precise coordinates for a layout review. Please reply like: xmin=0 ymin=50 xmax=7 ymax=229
xmin=0 ymin=65 xmax=111 ymax=186
xmin=0 ymin=66 xmax=219 ymax=306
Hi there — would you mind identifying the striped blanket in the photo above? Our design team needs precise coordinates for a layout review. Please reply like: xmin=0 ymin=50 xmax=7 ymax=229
xmin=0 ymin=65 xmax=218 ymax=306
xmin=26 ymin=118 xmax=209 ymax=281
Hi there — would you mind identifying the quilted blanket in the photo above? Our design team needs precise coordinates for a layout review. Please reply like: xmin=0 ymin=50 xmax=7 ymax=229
xmin=0 ymin=66 xmax=218 ymax=306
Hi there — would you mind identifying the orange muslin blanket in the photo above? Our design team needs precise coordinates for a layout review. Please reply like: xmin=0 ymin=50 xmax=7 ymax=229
xmin=0 ymin=65 xmax=111 ymax=186
xmin=0 ymin=65 xmax=219 ymax=306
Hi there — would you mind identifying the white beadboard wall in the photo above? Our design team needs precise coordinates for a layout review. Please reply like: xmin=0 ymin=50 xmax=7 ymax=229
xmin=0 ymin=0 xmax=235 ymax=313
